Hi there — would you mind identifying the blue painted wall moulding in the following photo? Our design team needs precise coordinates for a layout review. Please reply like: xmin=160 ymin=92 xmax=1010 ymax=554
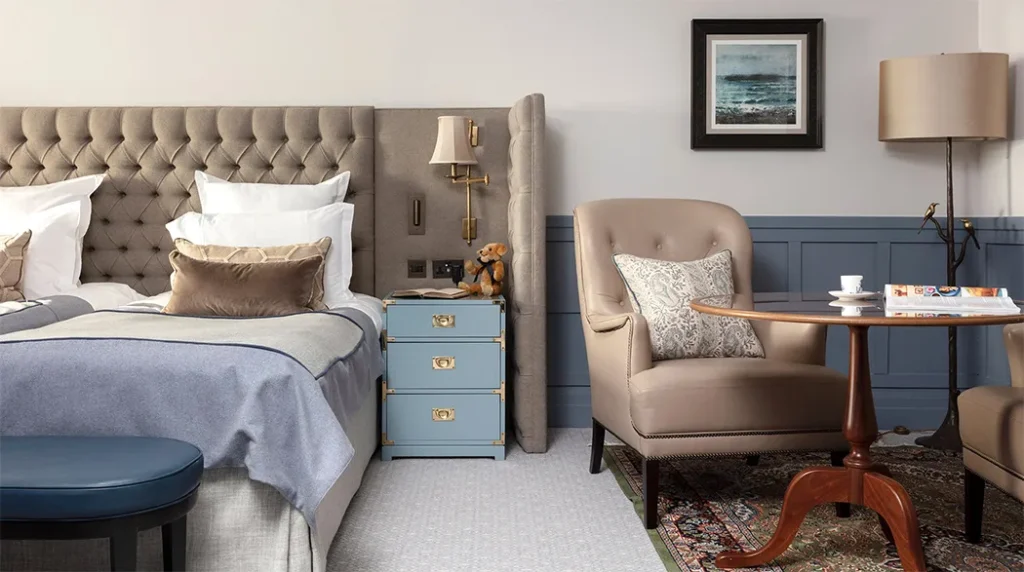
xmin=546 ymin=215 xmax=1024 ymax=430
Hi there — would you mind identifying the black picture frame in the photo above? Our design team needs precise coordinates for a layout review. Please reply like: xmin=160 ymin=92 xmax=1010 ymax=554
xmin=691 ymin=19 xmax=824 ymax=150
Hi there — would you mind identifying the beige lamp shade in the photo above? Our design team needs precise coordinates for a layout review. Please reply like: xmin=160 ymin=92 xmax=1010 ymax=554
xmin=879 ymin=52 xmax=1009 ymax=141
xmin=429 ymin=116 xmax=478 ymax=165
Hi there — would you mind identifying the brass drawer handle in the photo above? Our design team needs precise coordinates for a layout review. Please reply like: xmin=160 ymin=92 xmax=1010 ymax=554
xmin=432 ymin=408 xmax=455 ymax=422
xmin=432 ymin=356 xmax=456 ymax=370
xmin=432 ymin=314 xmax=455 ymax=328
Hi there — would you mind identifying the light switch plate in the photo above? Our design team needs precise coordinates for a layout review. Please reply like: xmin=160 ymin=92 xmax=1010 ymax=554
xmin=408 ymin=259 xmax=427 ymax=278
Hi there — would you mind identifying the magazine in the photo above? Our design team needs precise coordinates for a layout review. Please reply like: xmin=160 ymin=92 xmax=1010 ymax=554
xmin=884 ymin=284 xmax=1020 ymax=314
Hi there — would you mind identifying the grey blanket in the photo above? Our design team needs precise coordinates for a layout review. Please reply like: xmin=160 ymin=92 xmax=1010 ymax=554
xmin=0 ymin=308 xmax=383 ymax=530
xmin=0 ymin=296 xmax=93 ymax=334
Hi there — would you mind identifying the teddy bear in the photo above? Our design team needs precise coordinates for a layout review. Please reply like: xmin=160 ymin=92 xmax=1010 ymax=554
xmin=458 ymin=242 xmax=508 ymax=297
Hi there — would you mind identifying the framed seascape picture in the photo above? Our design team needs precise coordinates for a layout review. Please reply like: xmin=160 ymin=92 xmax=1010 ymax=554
xmin=691 ymin=19 xmax=823 ymax=149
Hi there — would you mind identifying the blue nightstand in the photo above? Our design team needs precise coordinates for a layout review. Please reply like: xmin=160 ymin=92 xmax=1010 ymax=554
xmin=380 ymin=294 xmax=506 ymax=460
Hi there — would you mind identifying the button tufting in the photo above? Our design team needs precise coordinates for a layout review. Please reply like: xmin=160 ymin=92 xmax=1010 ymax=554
xmin=118 ymin=246 xmax=127 ymax=253
xmin=133 ymin=164 xmax=141 ymax=170
xmin=151 ymin=192 xmax=160 ymax=198
xmin=118 ymin=135 xmax=125 ymax=142
xmin=215 ymin=137 xmax=222 ymax=143
xmin=102 ymin=164 xmax=109 ymax=170
xmin=297 ymin=164 xmax=305 ymax=170
xmin=184 ymin=136 xmax=191 ymax=143
xmin=102 ymin=273 xmax=111 ymax=278
xmin=118 ymin=191 xmax=127 ymax=198
xmin=232 ymin=164 xmax=240 ymax=169
xmin=101 ymin=218 xmax=110 ymax=225
xmin=282 ymin=137 xmax=288 ymax=143
xmin=199 ymin=164 xmax=207 ymax=170
xmin=314 ymin=136 xmax=322 ymax=143
xmin=135 ymin=273 xmax=145 ymax=279
xmin=85 ymin=136 xmax=92 ymax=142
xmin=152 ymin=246 xmax=160 ymax=253
xmin=36 ymin=165 xmax=43 ymax=171
xmin=86 ymin=246 xmax=95 ymax=252
xmin=251 ymin=137 xmax=257 ymax=143
xmin=136 ymin=220 xmax=144 ymax=226
xmin=330 ymin=164 xmax=339 ymax=170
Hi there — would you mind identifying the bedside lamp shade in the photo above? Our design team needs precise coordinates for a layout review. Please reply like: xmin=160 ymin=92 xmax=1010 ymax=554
xmin=430 ymin=116 xmax=478 ymax=165
xmin=879 ymin=53 xmax=1009 ymax=141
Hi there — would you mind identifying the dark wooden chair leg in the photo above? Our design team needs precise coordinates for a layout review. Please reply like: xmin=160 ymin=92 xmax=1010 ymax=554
xmin=109 ymin=529 xmax=138 ymax=571
xmin=746 ymin=455 xmax=760 ymax=466
xmin=964 ymin=468 xmax=985 ymax=543
xmin=590 ymin=418 xmax=606 ymax=475
xmin=642 ymin=458 xmax=660 ymax=529
xmin=162 ymin=515 xmax=187 ymax=571
xmin=831 ymin=451 xmax=851 ymax=518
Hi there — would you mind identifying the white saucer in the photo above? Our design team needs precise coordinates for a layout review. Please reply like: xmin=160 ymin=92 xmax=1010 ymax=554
xmin=829 ymin=290 xmax=877 ymax=301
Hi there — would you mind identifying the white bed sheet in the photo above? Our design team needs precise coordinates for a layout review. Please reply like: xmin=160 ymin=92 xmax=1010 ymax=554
xmin=57 ymin=282 xmax=145 ymax=310
xmin=126 ymin=291 xmax=384 ymax=335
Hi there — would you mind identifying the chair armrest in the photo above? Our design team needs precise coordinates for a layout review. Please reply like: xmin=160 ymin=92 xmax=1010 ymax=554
xmin=750 ymin=319 xmax=828 ymax=366
xmin=584 ymin=312 xmax=653 ymax=377
xmin=1005 ymin=324 xmax=1024 ymax=388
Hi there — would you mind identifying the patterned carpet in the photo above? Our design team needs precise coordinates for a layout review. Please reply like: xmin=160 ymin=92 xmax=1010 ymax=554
xmin=606 ymin=446 xmax=1024 ymax=571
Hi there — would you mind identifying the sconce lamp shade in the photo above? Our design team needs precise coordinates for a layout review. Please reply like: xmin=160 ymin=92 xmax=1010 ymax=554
xmin=879 ymin=52 xmax=1009 ymax=141
xmin=430 ymin=116 xmax=478 ymax=165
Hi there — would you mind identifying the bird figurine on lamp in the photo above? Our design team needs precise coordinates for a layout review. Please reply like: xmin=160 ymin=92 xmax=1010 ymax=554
xmin=917 ymin=204 xmax=981 ymax=276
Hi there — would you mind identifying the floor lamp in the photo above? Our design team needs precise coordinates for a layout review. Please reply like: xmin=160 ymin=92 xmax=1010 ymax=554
xmin=879 ymin=52 xmax=1009 ymax=450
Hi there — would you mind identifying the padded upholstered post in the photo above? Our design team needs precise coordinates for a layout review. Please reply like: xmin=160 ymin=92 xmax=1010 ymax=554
xmin=0 ymin=107 xmax=375 ymax=296
xmin=507 ymin=94 xmax=547 ymax=453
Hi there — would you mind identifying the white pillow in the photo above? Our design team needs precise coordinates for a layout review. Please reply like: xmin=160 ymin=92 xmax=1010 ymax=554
xmin=0 ymin=202 xmax=82 ymax=299
xmin=166 ymin=203 xmax=355 ymax=306
xmin=195 ymin=171 xmax=350 ymax=214
xmin=0 ymin=174 xmax=105 ymax=285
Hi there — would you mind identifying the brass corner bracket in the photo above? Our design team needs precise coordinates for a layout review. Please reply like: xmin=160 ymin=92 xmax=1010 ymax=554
xmin=493 ymin=432 xmax=506 ymax=446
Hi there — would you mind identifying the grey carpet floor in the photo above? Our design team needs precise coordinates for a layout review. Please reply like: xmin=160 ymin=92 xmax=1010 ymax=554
xmin=326 ymin=428 xmax=932 ymax=572
xmin=327 ymin=428 xmax=664 ymax=572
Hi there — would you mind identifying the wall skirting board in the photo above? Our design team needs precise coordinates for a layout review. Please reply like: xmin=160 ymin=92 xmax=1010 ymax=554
xmin=546 ymin=215 xmax=1024 ymax=430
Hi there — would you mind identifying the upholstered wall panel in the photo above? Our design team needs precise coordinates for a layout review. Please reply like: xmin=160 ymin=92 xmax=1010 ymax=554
xmin=0 ymin=107 xmax=375 ymax=296
xmin=373 ymin=108 xmax=510 ymax=296
xmin=507 ymin=94 xmax=547 ymax=453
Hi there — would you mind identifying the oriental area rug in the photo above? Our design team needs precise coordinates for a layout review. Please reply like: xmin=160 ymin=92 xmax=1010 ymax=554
xmin=605 ymin=446 xmax=1023 ymax=571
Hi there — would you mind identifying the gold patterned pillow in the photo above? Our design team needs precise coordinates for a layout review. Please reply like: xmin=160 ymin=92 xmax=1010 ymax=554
xmin=0 ymin=231 xmax=31 ymax=302
xmin=613 ymin=250 xmax=764 ymax=360
xmin=173 ymin=237 xmax=332 ymax=311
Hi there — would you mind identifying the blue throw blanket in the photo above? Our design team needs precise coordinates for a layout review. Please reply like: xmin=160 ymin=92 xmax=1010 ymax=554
xmin=0 ymin=308 xmax=383 ymax=530
xmin=0 ymin=296 xmax=94 ymax=334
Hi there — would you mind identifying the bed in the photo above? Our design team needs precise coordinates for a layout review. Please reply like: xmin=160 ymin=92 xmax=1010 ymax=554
xmin=0 ymin=97 xmax=546 ymax=571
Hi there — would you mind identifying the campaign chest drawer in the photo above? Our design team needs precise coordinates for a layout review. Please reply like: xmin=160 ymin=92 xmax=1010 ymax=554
xmin=384 ymin=393 xmax=502 ymax=444
xmin=386 ymin=342 xmax=501 ymax=390
xmin=385 ymin=303 xmax=501 ymax=339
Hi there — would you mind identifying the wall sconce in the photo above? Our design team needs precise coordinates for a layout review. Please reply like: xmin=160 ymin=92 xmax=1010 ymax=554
xmin=430 ymin=116 xmax=489 ymax=245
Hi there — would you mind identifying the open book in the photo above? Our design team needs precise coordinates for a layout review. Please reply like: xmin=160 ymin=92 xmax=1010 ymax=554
xmin=390 ymin=287 xmax=468 ymax=300
xmin=884 ymin=284 xmax=1020 ymax=314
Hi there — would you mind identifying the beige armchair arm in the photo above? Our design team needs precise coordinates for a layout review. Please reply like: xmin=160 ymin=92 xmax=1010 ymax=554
xmin=1005 ymin=323 xmax=1024 ymax=388
xmin=584 ymin=312 xmax=653 ymax=378
xmin=750 ymin=320 xmax=829 ymax=366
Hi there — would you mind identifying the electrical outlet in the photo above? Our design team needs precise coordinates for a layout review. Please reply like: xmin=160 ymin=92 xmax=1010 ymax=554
xmin=432 ymin=259 xmax=464 ymax=279
xmin=408 ymin=259 xmax=427 ymax=278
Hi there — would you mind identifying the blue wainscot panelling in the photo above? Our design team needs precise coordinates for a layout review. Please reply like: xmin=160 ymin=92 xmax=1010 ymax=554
xmin=546 ymin=215 xmax=1024 ymax=430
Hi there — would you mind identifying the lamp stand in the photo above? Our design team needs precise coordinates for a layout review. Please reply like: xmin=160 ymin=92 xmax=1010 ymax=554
xmin=446 ymin=164 xmax=489 ymax=245
xmin=914 ymin=137 xmax=980 ymax=450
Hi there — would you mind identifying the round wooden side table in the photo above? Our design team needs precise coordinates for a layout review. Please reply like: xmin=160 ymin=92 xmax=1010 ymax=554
xmin=691 ymin=294 xmax=1024 ymax=571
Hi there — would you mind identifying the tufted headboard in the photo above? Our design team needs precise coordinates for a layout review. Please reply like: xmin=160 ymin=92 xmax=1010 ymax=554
xmin=0 ymin=107 xmax=374 ymax=296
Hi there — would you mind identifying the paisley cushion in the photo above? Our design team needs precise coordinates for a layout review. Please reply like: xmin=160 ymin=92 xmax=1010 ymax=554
xmin=613 ymin=250 xmax=764 ymax=360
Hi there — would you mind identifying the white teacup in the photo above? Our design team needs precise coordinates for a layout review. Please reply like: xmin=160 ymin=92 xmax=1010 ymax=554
xmin=841 ymin=275 xmax=864 ymax=294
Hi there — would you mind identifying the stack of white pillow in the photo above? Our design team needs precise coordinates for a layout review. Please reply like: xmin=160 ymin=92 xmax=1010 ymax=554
xmin=166 ymin=171 xmax=355 ymax=308
xmin=0 ymin=175 xmax=105 ymax=299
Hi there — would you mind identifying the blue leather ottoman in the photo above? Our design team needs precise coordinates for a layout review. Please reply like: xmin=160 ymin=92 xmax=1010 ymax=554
xmin=0 ymin=436 xmax=203 ymax=571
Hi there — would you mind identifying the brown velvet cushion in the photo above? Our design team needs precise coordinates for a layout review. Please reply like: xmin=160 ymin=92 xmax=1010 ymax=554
xmin=164 ymin=250 xmax=322 ymax=317
xmin=173 ymin=237 xmax=331 ymax=311
xmin=0 ymin=230 xmax=31 ymax=302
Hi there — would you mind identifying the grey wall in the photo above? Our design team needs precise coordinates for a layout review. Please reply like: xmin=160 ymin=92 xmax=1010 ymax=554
xmin=547 ymin=215 xmax=1024 ymax=430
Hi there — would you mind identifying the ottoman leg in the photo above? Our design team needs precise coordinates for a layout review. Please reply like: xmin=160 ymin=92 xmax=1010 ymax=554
xmin=109 ymin=530 xmax=137 ymax=571
xmin=163 ymin=516 xmax=188 ymax=571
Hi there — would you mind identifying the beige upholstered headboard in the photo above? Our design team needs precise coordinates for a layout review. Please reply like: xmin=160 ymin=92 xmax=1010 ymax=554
xmin=0 ymin=96 xmax=547 ymax=453
xmin=0 ymin=107 xmax=374 ymax=296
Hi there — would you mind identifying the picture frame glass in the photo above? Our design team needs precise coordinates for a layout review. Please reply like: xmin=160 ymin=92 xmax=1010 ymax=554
xmin=706 ymin=34 xmax=808 ymax=136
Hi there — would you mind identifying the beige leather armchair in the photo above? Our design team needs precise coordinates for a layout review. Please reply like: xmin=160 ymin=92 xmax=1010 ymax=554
xmin=961 ymin=323 xmax=1024 ymax=543
xmin=574 ymin=199 xmax=849 ymax=529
